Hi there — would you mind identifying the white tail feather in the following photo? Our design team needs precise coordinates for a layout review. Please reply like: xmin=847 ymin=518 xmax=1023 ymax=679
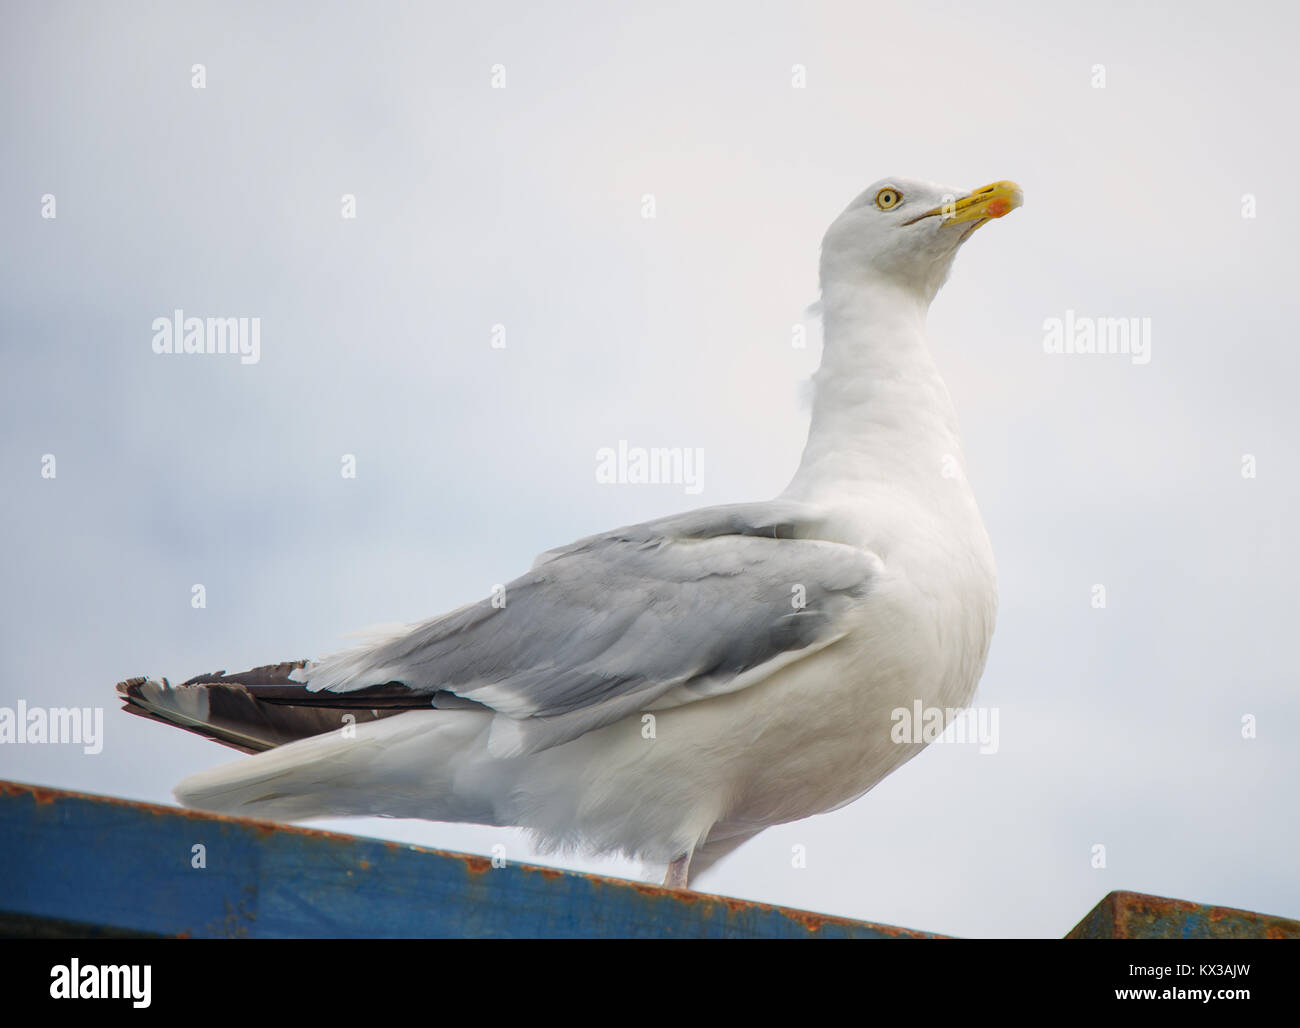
xmin=174 ymin=708 xmax=500 ymax=824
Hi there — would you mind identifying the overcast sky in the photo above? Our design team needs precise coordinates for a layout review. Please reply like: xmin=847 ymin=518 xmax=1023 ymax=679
xmin=3 ymin=0 xmax=1298 ymax=938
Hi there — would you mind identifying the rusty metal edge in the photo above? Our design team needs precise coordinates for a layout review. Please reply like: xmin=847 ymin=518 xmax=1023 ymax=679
xmin=0 ymin=778 xmax=944 ymax=938
xmin=1066 ymin=890 xmax=1300 ymax=940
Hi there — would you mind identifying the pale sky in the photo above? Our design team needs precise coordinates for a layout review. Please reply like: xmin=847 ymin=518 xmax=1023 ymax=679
xmin=3 ymin=0 xmax=1298 ymax=938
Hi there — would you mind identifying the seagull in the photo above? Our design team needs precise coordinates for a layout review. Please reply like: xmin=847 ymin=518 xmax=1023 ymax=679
xmin=118 ymin=177 xmax=1021 ymax=889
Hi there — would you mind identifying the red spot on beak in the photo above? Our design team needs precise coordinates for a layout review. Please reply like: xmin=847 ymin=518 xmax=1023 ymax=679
xmin=987 ymin=198 xmax=1011 ymax=218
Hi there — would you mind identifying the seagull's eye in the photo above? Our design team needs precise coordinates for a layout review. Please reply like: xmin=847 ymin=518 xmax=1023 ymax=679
xmin=875 ymin=188 xmax=902 ymax=211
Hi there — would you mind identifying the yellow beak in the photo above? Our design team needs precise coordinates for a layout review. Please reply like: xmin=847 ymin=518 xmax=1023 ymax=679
xmin=908 ymin=180 xmax=1024 ymax=226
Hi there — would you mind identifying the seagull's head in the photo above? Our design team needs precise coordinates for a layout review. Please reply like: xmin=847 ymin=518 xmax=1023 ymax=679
xmin=820 ymin=177 xmax=1023 ymax=303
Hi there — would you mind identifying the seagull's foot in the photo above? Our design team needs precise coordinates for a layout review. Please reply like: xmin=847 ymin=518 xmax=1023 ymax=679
xmin=663 ymin=853 xmax=692 ymax=889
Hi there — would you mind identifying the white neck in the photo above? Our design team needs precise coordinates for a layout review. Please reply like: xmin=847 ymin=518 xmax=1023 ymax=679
xmin=783 ymin=278 xmax=968 ymax=508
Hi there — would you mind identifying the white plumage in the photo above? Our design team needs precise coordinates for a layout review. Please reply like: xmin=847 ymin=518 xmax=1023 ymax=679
xmin=119 ymin=176 xmax=1021 ymax=887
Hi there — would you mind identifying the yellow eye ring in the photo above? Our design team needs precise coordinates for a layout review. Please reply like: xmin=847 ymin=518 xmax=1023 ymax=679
xmin=875 ymin=188 xmax=902 ymax=211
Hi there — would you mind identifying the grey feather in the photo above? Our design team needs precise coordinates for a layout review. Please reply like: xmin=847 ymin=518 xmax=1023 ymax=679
xmin=295 ymin=501 xmax=879 ymax=756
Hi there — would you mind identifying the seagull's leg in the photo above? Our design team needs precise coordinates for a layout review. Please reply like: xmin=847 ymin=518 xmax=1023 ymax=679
xmin=663 ymin=852 xmax=693 ymax=889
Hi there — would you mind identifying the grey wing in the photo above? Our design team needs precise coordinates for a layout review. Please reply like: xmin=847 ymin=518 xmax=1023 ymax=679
xmin=294 ymin=501 xmax=880 ymax=757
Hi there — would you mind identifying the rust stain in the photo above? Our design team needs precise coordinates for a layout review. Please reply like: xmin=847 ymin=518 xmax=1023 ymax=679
xmin=786 ymin=910 xmax=828 ymax=933
xmin=631 ymin=881 xmax=686 ymax=901
xmin=457 ymin=854 xmax=492 ymax=874
xmin=1142 ymin=895 xmax=1198 ymax=916
xmin=4 ymin=781 xmax=61 ymax=805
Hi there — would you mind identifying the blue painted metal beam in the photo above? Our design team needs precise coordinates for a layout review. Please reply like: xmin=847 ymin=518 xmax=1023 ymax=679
xmin=6 ymin=780 xmax=1296 ymax=938
xmin=0 ymin=780 xmax=934 ymax=938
